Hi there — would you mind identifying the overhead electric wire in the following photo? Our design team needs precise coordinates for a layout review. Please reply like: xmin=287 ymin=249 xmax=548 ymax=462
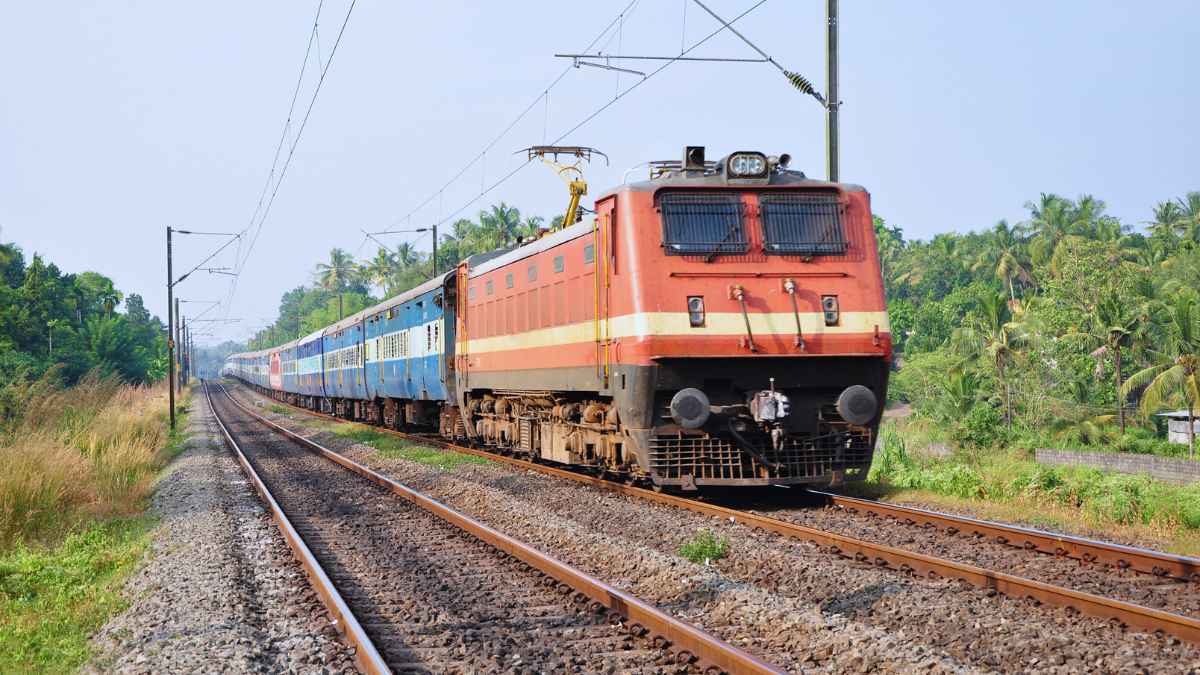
xmin=384 ymin=0 xmax=641 ymax=232
xmin=243 ymin=0 xmax=325 ymax=243
xmin=418 ymin=0 xmax=770 ymax=235
xmin=223 ymin=0 xmax=357 ymax=318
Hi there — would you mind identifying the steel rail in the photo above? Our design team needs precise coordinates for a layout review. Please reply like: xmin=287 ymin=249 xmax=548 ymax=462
xmin=201 ymin=384 xmax=390 ymax=675
xmin=229 ymin=382 xmax=1200 ymax=645
xmin=809 ymin=490 xmax=1200 ymax=583
xmin=213 ymin=383 xmax=783 ymax=675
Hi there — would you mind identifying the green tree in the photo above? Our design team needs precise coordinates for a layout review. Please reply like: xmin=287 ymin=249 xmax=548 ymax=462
xmin=1064 ymin=294 xmax=1142 ymax=433
xmin=1122 ymin=294 xmax=1200 ymax=457
xmin=953 ymin=291 xmax=1026 ymax=428
xmin=364 ymin=248 xmax=398 ymax=295
xmin=314 ymin=248 xmax=360 ymax=320
xmin=971 ymin=220 xmax=1031 ymax=301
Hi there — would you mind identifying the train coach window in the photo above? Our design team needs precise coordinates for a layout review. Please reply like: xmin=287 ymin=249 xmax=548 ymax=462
xmin=553 ymin=255 xmax=564 ymax=273
xmin=527 ymin=265 xmax=537 ymax=282
xmin=486 ymin=279 xmax=494 ymax=295
xmin=505 ymin=272 xmax=514 ymax=289
xmin=760 ymin=193 xmax=848 ymax=255
xmin=468 ymin=286 xmax=476 ymax=301
xmin=584 ymin=244 xmax=595 ymax=264
xmin=657 ymin=192 xmax=747 ymax=256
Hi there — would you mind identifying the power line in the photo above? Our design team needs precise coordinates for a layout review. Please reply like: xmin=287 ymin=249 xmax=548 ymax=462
xmin=422 ymin=0 xmax=770 ymax=234
xmin=383 ymin=0 xmax=641 ymax=233
xmin=243 ymin=0 xmax=325 ymax=244
xmin=224 ymin=0 xmax=358 ymax=317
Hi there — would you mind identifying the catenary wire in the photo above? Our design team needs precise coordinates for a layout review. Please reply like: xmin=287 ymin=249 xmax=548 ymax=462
xmin=421 ymin=0 xmax=770 ymax=235
xmin=224 ymin=0 xmax=357 ymax=318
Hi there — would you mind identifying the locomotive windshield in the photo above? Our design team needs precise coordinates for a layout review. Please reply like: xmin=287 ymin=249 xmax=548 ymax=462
xmin=658 ymin=192 xmax=748 ymax=256
xmin=760 ymin=192 xmax=847 ymax=255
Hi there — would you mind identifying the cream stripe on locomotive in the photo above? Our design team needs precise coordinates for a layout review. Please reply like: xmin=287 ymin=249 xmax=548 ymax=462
xmin=459 ymin=310 xmax=889 ymax=355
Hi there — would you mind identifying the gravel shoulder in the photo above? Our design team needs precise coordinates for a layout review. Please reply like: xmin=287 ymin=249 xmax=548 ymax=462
xmin=234 ymin=384 xmax=1200 ymax=674
xmin=85 ymin=394 xmax=358 ymax=674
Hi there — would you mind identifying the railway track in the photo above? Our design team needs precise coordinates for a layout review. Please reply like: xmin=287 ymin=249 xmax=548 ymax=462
xmin=230 ymin=381 xmax=1200 ymax=646
xmin=204 ymin=382 xmax=783 ymax=675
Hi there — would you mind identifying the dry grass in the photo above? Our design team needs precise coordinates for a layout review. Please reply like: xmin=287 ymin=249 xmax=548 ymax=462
xmin=0 ymin=373 xmax=185 ymax=548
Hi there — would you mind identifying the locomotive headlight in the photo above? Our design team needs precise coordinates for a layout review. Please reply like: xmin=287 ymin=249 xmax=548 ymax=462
xmin=727 ymin=152 xmax=767 ymax=178
xmin=821 ymin=295 xmax=840 ymax=326
xmin=687 ymin=296 xmax=705 ymax=327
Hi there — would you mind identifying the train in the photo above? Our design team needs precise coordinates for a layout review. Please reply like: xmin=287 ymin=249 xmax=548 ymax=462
xmin=224 ymin=146 xmax=891 ymax=491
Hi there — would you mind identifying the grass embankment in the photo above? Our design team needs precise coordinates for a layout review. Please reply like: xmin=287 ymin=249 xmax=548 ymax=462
xmin=0 ymin=374 xmax=188 ymax=673
xmin=862 ymin=422 xmax=1200 ymax=555
xmin=331 ymin=424 xmax=491 ymax=471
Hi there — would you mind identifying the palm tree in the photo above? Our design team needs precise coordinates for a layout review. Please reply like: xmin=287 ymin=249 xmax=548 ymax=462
xmin=953 ymin=291 xmax=1026 ymax=428
xmin=519 ymin=215 xmax=546 ymax=242
xmin=1122 ymin=294 xmax=1200 ymax=457
xmin=1025 ymin=193 xmax=1072 ymax=267
xmin=1064 ymin=294 xmax=1141 ymax=433
xmin=1177 ymin=192 xmax=1200 ymax=245
xmin=364 ymin=248 xmax=397 ymax=296
xmin=1149 ymin=200 xmax=1185 ymax=243
xmin=314 ymin=248 xmax=359 ymax=320
xmin=478 ymin=203 xmax=522 ymax=249
xmin=971 ymin=220 xmax=1031 ymax=302
xmin=394 ymin=242 xmax=419 ymax=269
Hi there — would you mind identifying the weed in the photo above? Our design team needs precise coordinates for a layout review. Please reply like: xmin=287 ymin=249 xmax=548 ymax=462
xmin=332 ymin=425 xmax=490 ymax=470
xmin=268 ymin=404 xmax=291 ymax=416
xmin=0 ymin=517 xmax=154 ymax=673
xmin=677 ymin=529 xmax=729 ymax=564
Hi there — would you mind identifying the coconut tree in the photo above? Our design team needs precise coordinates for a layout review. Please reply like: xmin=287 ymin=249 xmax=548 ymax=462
xmin=1122 ymin=294 xmax=1200 ymax=457
xmin=1064 ymin=294 xmax=1141 ymax=433
xmin=519 ymin=215 xmax=546 ymax=242
xmin=952 ymin=291 xmax=1027 ymax=428
xmin=1178 ymin=191 xmax=1200 ymax=245
xmin=477 ymin=203 xmax=522 ymax=249
xmin=971 ymin=220 xmax=1031 ymax=301
xmin=364 ymin=248 xmax=397 ymax=296
xmin=314 ymin=248 xmax=359 ymax=320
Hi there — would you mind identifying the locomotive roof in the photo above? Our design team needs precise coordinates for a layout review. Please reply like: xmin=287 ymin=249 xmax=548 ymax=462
xmin=596 ymin=168 xmax=866 ymax=201
xmin=468 ymin=220 xmax=592 ymax=278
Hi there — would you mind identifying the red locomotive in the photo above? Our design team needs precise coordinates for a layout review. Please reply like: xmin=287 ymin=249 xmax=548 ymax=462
xmin=228 ymin=146 xmax=890 ymax=491
xmin=452 ymin=146 xmax=890 ymax=490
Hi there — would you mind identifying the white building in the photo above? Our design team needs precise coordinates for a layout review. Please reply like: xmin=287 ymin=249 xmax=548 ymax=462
xmin=1156 ymin=411 xmax=1200 ymax=445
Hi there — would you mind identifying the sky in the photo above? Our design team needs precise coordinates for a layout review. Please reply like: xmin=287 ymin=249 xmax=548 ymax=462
xmin=1 ymin=1 xmax=1197 ymax=345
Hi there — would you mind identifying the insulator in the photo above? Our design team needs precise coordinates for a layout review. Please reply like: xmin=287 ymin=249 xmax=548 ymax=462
xmin=784 ymin=70 xmax=827 ymax=106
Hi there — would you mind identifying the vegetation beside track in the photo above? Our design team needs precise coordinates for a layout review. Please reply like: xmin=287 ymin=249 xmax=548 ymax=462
xmin=862 ymin=423 xmax=1200 ymax=555
xmin=0 ymin=373 xmax=190 ymax=672
xmin=331 ymin=424 xmax=491 ymax=471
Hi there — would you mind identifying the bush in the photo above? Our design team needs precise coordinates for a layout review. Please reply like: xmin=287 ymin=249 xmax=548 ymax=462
xmin=952 ymin=403 xmax=1006 ymax=449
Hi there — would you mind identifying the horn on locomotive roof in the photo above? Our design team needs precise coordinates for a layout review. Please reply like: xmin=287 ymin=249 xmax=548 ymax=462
xmin=518 ymin=146 xmax=608 ymax=232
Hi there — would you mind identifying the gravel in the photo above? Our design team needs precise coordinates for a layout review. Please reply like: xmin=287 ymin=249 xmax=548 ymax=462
xmin=211 ymin=389 xmax=680 ymax=673
xmin=751 ymin=501 xmax=1200 ymax=616
xmin=231 ymin=383 xmax=1200 ymax=674
xmin=85 ymin=396 xmax=358 ymax=674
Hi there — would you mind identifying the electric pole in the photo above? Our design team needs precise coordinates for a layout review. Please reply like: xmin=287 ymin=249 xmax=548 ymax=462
xmin=826 ymin=0 xmax=839 ymax=182
xmin=431 ymin=223 xmax=438 ymax=275
xmin=175 ymin=298 xmax=182 ymax=392
xmin=166 ymin=227 xmax=175 ymax=430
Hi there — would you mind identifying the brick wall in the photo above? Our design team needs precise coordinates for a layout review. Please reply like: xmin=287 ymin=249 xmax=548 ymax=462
xmin=1036 ymin=448 xmax=1200 ymax=485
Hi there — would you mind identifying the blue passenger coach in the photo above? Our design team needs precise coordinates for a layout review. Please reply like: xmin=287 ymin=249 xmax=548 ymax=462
xmin=228 ymin=271 xmax=457 ymax=427
xmin=363 ymin=273 xmax=453 ymax=405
